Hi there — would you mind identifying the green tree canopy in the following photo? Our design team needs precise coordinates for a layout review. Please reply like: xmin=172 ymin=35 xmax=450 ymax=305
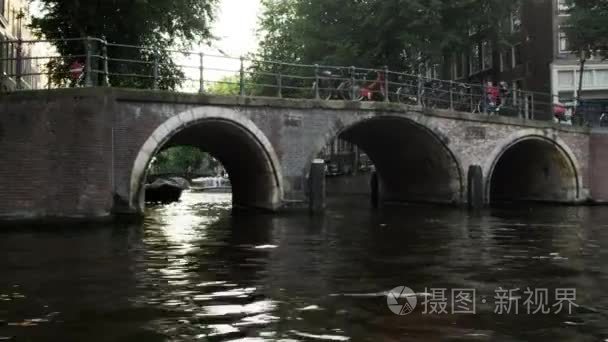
xmin=565 ymin=0 xmax=608 ymax=57
xmin=255 ymin=0 xmax=520 ymax=73
xmin=30 ymin=0 xmax=219 ymax=88
xmin=150 ymin=146 xmax=220 ymax=176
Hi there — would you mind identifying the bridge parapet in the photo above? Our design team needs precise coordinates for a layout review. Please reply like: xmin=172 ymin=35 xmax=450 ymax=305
xmin=0 ymin=37 xmax=574 ymax=123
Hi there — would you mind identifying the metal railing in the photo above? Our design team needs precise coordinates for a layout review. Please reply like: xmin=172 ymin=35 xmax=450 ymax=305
xmin=0 ymin=36 xmax=577 ymax=124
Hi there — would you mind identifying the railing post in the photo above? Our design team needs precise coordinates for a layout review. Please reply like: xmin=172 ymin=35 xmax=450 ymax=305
xmin=199 ymin=52 xmax=204 ymax=93
xmin=383 ymin=65 xmax=389 ymax=102
xmin=470 ymin=85 xmax=474 ymax=113
xmin=350 ymin=66 xmax=356 ymax=100
xmin=314 ymin=64 xmax=320 ymax=100
xmin=101 ymin=38 xmax=110 ymax=86
xmin=417 ymin=75 xmax=423 ymax=106
xmin=239 ymin=56 xmax=245 ymax=96
xmin=15 ymin=38 xmax=23 ymax=90
xmin=449 ymin=81 xmax=454 ymax=110
xmin=277 ymin=70 xmax=282 ymax=98
xmin=84 ymin=37 xmax=93 ymax=87
xmin=515 ymin=90 xmax=522 ymax=117
xmin=530 ymin=93 xmax=535 ymax=120
xmin=524 ymin=93 xmax=530 ymax=119
xmin=152 ymin=53 xmax=159 ymax=90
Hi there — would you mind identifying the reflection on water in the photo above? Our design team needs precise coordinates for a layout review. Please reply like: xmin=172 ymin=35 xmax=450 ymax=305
xmin=0 ymin=190 xmax=607 ymax=341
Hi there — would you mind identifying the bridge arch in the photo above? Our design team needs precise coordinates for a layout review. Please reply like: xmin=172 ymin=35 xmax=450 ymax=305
xmin=484 ymin=130 xmax=582 ymax=204
xmin=314 ymin=114 xmax=464 ymax=204
xmin=129 ymin=107 xmax=284 ymax=212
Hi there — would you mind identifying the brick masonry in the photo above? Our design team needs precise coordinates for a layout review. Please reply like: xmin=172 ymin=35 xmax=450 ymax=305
xmin=0 ymin=88 xmax=602 ymax=222
xmin=590 ymin=130 xmax=608 ymax=202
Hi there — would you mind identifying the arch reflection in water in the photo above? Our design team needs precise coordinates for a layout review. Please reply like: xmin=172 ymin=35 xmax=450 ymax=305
xmin=137 ymin=191 xmax=282 ymax=340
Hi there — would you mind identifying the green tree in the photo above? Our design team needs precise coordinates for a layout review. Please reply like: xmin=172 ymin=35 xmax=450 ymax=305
xmin=150 ymin=146 xmax=221 ymax=175
xmin=30 ymin=0 xmax=219 ymax=89
xmin=205 ymin=74 xmax=262 ymax=96
xmin=565 ymin=0 xmax=608 ymax=56
xmin=255 ymin=0 xmax=520 ymax=72
xmin=207 ymin=75 xmax=242 ymax=95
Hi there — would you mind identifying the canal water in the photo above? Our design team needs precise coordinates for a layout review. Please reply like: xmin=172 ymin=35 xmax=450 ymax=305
xmin=0 ymin=191 xmax=606 ymax=341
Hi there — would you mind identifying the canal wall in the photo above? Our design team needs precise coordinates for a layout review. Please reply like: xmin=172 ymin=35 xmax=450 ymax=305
xmin=0 ymin=91 xmax=114 ymax=221
xmin=590 ymin=129 xmax=608 ymax=203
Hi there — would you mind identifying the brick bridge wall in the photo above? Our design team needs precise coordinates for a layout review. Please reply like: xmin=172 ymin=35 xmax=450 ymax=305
xmin=0 ymin=88 xmax=603 ymax=222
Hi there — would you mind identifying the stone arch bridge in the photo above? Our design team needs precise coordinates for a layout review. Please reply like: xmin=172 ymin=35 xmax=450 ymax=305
xmin=1 ymin=88 xmax=607 ymax=221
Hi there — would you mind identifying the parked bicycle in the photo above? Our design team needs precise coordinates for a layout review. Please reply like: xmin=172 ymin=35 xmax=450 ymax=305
xmin=359 ymin=70 xmax=387 ymax=101
xmin=451 ymin=82 xmax=473 ymax=112
xmin=394 ymin=76 xmax=419 ymax=105
xmin=394 ymin=77 xmax=464 ymax=109
xmin=394 ymin=77 xmax=444 ymax=106
xmin=313 ymin=68 xmax=387 ymax=101
xmin=312 ymin=68 xmax=359 ymax=101
xmin=420 ymin=79 xmax=448 ymax=108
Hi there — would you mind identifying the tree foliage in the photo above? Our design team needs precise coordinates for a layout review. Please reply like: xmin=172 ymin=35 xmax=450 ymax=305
xmin=150 ymin=146 xmax=220 ymax=175
xmin=207 ymin=75 xmax=241 ymax=96
xmin=565 ymin=0 xmax=608 ymax=57
xmin=255 ymin=0 xmax=520 ymax=73
xmin=30 ymin=0 xmax=219 ymax=88
xmin=206 ymin=75 xmax=261 ymax=96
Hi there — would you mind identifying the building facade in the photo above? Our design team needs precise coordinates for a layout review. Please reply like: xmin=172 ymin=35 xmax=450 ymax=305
xmin=446 ymin=0 xmax=608 ymax=121
xmin=0 ymin=0 xmax=39 ymax=91
xmin=551 ymin=0 xmax=608 ymax=119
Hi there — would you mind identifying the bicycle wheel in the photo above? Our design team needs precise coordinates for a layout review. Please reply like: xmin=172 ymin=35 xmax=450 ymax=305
xmin=421 ymin=92 xmax=434 ymax=108
xmin=337 ymin=81 xmax=363 ymax=101
xmin=313 ymin=80 xmax=333 ymax=100
xmin=452 ymin=88 xmax=469 ymax=111
xmin=395 ymin=86 xmax=417 ymax=105
xmin=472 ymin=100 xmax=483 ymax=114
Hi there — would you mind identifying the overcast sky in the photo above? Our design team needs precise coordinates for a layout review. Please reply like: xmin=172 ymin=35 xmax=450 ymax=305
xmin=209 ymin=0 xmax=261 ymax=56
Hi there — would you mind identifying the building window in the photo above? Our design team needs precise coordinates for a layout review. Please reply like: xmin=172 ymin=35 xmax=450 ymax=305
xmin=453 ymin=53 xmax=465 ymax=79
xmin=482 ymin=41 xmax=492 ymax=70
xmin=511 ymin=6 xmax=522 ymax=33
xmin=558 ymin=0 xmax=571 ymax=15
xmin=558 ymin=29 xmax=571 ymax=52
xmin=452 ymin=55 xmax=459 ymax=79
xmin=500 ymin=49 xmax=513 ymax=72
xmin=454 ymin=54 xmax=466 ymax=79
xmin=470 ymin=44 xmax=481 ymax=75
xmin=513 ymin=44 xmax=523 ymax=66
xmin=582 ymin=70 xmax=593 ymax=87
xmin=425 ymin=63 xmax=440 ymax=79
xmin=468 ymin=22 xmax=478 ymax=37
xmin=558 ymin=70 xmax=575 ymax=89
xmin=0 ymin=34 xmax=6 ymax=75
xmin=596 ymin=70 xmax=608 ymax=86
